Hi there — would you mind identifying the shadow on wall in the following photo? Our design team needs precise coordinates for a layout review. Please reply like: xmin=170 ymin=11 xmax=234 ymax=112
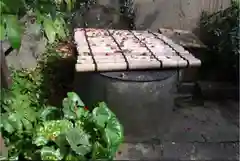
xmin=132 ymin=0 xmax=232 ymax=31
xmin=71 ymin=0 xmax=136 ymax=30
xmin=137 ymin=10 xmax=160 ymax=30
xmin=70 ymin=0 xmax=232 ymax=31
xmin=70 ymin=0 xmax=164 ymax=31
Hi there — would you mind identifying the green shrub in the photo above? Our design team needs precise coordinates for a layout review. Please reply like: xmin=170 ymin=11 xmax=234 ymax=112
xmin=1 ymin=90 xmax=123 ymax=160
xmin=199 ymin=0 xmax=239 ymax=81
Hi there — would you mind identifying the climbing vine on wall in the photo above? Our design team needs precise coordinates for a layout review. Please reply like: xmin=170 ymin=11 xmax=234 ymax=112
xmin=0 ymin=0 xmax=77 ymax=49
xmin=119 ymin=0 xmax=135 ymax=29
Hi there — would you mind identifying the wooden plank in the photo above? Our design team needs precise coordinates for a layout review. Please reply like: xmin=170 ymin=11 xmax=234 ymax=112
xmin=77 ymin=55 xmax=198 ymax=64
xmin=75 ymin=59 xmax=201 ymax=72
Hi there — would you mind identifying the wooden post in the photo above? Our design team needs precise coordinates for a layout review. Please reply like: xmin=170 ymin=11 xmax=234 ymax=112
xmin=1 ymin=14 xmax=27 ymax=87
xmin=0 ymin=43 xmax=10 ymax=159
xmin=1 ymin=44 xmax=12 ymax=89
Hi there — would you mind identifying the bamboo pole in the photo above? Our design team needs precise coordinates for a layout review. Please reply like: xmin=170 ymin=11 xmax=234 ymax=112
xmin=75 ymin=60 xmax=202 ymax=72
xmin=76 ymin=55 xmax=200 ymax=64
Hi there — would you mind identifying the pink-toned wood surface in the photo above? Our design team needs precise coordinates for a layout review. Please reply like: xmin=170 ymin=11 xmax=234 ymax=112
xmin=74 ymin=28 xmax=201 ymax=72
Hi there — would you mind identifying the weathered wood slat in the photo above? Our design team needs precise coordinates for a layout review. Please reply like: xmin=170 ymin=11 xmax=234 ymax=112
xmin=76 ymin=55 xmax=198 ymax=64
xmin=75 ymin=60 xmax=194 ymax=72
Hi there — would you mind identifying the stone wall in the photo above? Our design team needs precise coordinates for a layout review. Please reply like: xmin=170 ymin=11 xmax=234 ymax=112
xmin=96 ymin=0 xmax=231 ymax=31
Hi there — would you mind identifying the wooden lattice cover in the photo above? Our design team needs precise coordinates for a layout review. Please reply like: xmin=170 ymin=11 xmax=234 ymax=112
xmin=74 ymin=28 xmax=201 ymax=72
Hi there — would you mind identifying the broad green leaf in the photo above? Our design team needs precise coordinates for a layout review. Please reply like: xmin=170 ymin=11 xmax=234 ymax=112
xmin=62 ymin=92 xmax=85 ymax=119
xmin=67 ymin=92 xmax=85 ymax=107
xmin=94 ymin=102 xmax=114 ymax=119
xmin=65 ymin=154 xmax=84 ymax=161
xmin=33 ymin=136 xmax=48 ymax=147
xmin=23 ymin=149 xmax=37 ymax=160
xmin=62 ymin=98 xmax=76 ymax=120
xmin=55 ymin=134 xmax=68 ymax=154
xmin=93 ymin=113 xmax=107 ymax=128
xmin=74 ymin=120 xmax=84 ymax=129
xmin=91 ymin=142 xmax=110 ymax=160
xmin=39 ymin=106 xmax=61 ymax=121
xmin=62 ymin=97 xmax=74 ymax=111
xmin=0 ymin=0 xmax=23 ymax=13
xmin=103 ymin=117 xmax=123 ymax=156
xmin=64 ymin=0 xmax=73 ymax=11
xmin=54 ymin=16 xmax=66 ymax=39
xmin=11 ymin=97 xmax=37 ymax=123
xmin=43 ymin=16 xmax=56 ymax=43
xmin=40 ymin=147 xmax=63 ymax=160
xmin=92 ymin=102 xmax=123 ymax=157
xmin=55 ymin=0 xmax=63 ymax=5
xmin=54 ymin=0 xmax=63 ymax=11
xmin=5 ymin=15 xmax=22 ymax=49
xmin=34 ymin=120 xmax=73 ymax=146
xmin=8 ymin=113 xmax=23 ymax=131
xmin=37 ymin=2 xmax=56 ymax=15
xmin=92 ymin=102 xmax=113 ymax=128
xmin=0 ymin=23 xmax=5 ymax=40
xmin=62 ymin=107 xmax=76 ymax=119
xmin=50 ymin=6 xmax=57 ymax=20
xmin=66 ymin=128 xmax=92 ymax=156
xmin=1 ymin=114 xmax=15 ymax=133
xmin=35 ymin=10 xmax=44 ymax=24
xmin=8 ymin=155 xmax=19 ymax=161
xmin=21 ymin=118 xmax=33 ymax=131
xmin=19 ymin=107 xmax=37 ymax=122
xmin=0 ymin=1 xmax=10 ymax=13
xmin=0 ymin=156 xmax=7 ymax=161
xmin=75 ymin=108 xmax=89 ymax=119
xmin=72 ymin=0 xmax=76 ymax=7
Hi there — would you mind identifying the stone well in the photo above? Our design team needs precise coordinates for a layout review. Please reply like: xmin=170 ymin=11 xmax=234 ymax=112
xmin=74 ymin=70 xmax=177 ymax=142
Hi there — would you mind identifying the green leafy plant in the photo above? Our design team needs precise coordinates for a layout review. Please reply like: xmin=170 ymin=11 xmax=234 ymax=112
xmin=0 ymin=0 xmax=77 ymax=49
xmin=1 ymin=44 xmax=123 ymax=160
xmin=199 ymin=0 xmax=239 ymax=81
xmin=1 ymin=91 xmax=123 ymax=160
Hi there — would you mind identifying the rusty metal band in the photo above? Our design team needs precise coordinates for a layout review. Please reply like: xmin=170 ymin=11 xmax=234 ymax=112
xmin=149 ymin=30 xmax=190 ymax=68
xmin=129 ymin=30 xmax=163 ymax=68
xmin=107 ymin=30 xmax=130 ymax=70
xmin=83 ymin=27 xmax=98 ymax=71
